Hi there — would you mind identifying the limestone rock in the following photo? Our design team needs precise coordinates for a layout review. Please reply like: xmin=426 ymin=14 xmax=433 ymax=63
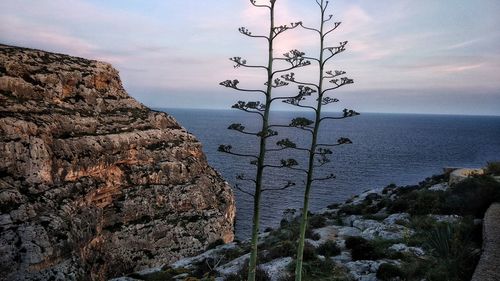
xmin=429 ymin=214 xmax=462 ymax=223
xmin=429 ymin=182 xmax=448 ymax=191
xmin=0 ymin=44 xmax=235 ymax=281
xmin=344 ymin=260 xmax=381 ymax=281
xmin=388 ymin=243 xmax=425 ymax=257
xmin=383 ymin=213 xmax=410 ymax=225
xmin=259 ymin=257 xmax=292 ymax=281
xmin=449 ymin=168 xmax=484 ymax=185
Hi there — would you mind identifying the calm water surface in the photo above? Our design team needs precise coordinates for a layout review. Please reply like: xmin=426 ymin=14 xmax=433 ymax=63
xmin=160 ymin=109 xmax=500 ymax=239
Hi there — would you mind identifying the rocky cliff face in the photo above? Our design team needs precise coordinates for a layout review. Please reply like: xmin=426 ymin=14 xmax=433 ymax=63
xmin=0 ymin=44 xmax=235 ymax=281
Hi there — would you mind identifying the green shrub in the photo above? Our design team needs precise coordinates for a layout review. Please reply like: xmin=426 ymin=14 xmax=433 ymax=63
xmin=388 ymin=174 xmax=499 ymax=218
xmin=262 ymin=240 xmax=296 ymax=262
xmin=302 ymin=242 xmax=318 ymax=262
xmin=423 ymin=223 xmax=480 ymax=281
xmin=389 ymin=189 xmax=445 ymax=215
xmin=486 ymin=161 xmax=500 ymax=175
xmin=192 ymin=257 xmax=221 ymax=278
xmin=224 ymin=263 xmax=270 ymax=281
xmin=222 ymin=247 xmax=245 ymax=263
xmin=327 ymin=203 xmax=340 ymax=209
xmin=410 ymin=191 xmax=444 ymax=215
xmin=306 ymin=229 xmax=321 ymax=241
xmin=273 ymin=212 xmax=321 ymax=242
xmin=316 ymin=240 xmax=341 ymax=257
xmin=309 ymin=215 xmax=327 ymax=228
xmin=383 ymin=183 xmax=397 ymax=194
xmin=376 ymin=263 xmax=404 ymax=281
xmin=387 ymin=198 xmax=410 ymax=213
xmin=339 ymin=202 xmax=377 ymax=215
xmin=410 ymin=215 xmax=438 ymax=231
xmin=443 ymin=175 xmax=500 ymax=217
xmin=345 ymin=237 xmax=381 ymax=260
xmin=285 ymin=259 xmax=353 ymax=281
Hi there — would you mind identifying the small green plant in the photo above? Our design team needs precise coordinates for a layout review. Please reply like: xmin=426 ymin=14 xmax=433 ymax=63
xmin=305 ymin=229 xmax=321 ymax=241
xmin=308 ymin=215 xmax=327 ymax=229
xmin=261 ymin=240 xmax=296 ymax=262
xmin=443 ymin=175 xmax=500 ymax=217
xmin=222 ymin=247 xmax=246 ymax=263
xmin=423 ymin=223 xmax=480 ymax=281
xmin=344 ymin=236 xmax=381 ymax=260
xmin=316 ymin=240 xmax=341 ymax=257
xmin=376 ymin=263 xmax=404 ymax=281
xmin=224 ymin=263 xmax=271 ymax=281
xmin=302 ymin=242 xmax=318 ymax=262
xmin=485 ymin=161 xmax=500 ymax=175
xmin=285 ymin=258 xmax=353 ymax=281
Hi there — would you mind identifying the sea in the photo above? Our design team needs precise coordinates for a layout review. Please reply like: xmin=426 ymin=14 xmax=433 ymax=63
xmin=160 ymin=108 xmax=500 ymax=240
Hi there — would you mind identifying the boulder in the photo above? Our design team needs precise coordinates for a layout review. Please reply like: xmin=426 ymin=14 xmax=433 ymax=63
xmin=449 ymin=168 xmax=484 ymax=185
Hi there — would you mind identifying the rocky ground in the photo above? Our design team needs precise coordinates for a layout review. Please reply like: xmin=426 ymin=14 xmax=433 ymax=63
xmin=113 ymin=164 xmax=500 ymax=281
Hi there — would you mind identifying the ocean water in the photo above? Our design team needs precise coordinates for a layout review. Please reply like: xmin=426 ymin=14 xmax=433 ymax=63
xmin=160 ymin=108 xmax=500 ymax=239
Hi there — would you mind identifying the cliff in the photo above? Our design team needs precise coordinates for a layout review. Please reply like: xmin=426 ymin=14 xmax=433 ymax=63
xmin=0 ymin=44 xmax=235 ymax=281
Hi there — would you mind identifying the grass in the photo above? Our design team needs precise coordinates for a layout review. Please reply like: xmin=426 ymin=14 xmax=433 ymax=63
xmin=376 ymin=263 xmax=404 ymax=281
xmin=485 ymin=161 xmax=500 ymax=175
xmin=345 ymin=236 xmax=383 ymax=260
xmin=316 ymin=240 xmax=341 ymax=257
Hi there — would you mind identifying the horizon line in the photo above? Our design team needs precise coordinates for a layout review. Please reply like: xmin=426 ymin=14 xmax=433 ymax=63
xmin=151 ymin=106 xmax=500 ymax=118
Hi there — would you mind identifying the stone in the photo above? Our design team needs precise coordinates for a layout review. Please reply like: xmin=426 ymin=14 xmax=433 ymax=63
xmin=389 ymin=243 xmax=425 ymax=257
xmin=348 ymin=188 xmax=384 ymax=206
xmin=343 ymin=215 xmax=363 ymax=226
xmin=338 ymin=226 xmax=362 ymax=237
xmin=0 ymin=45 xmax=235 ymax=281
xmin=429 ymin=182 xmax=448 ymax=191
xmin=259 ymin=257 xmax=293 ymax=281
xmin=383 ymin=213 xmax=410 ymax=225
xmin=449 ymin=168 xmax=484 ymax=185
xmin=352 ymin=219 xmax=412 ymax=240
xmin=308 ymin=225 xmax=339 ymax=246
xmin=365 ymin=226 xmax=411 ymax=240
xmin=345 ymin=260 xmax=399 ymax=281
xmin=345 ymin=260 xmax=382 ymax=281
xmin=332 ymin=251 xmax=352 ymax=263
xmin=215 ymin=253 xmax=250 ymax=277
xmin=171 ymin=242 xmax=238 ymax=269
xmin=108 ymin=278 xmax=141 ymax=281
xmin=429 ymin=214 xmax=462 ymax=223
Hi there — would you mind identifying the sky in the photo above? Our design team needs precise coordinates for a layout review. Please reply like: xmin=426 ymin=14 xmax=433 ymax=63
xmin=1 ymin=0 xmax=500 ymax=115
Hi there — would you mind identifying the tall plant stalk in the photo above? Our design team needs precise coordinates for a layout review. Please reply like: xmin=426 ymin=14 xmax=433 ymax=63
xmin=275 ymin=1 xmax=358 ymax=279
xmin=219 ymin=1 xmax=309 ymax=280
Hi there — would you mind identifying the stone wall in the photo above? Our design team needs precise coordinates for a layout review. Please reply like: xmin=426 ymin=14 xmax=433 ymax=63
xmin=471 ymin=203 xmax=500 ymax=281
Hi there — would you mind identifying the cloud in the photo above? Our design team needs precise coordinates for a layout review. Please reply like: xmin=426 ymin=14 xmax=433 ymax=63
xmin=0 ymin=0 xmax=499 ymax=115
xmin=445 ymin=38 xmax=484 ymax=50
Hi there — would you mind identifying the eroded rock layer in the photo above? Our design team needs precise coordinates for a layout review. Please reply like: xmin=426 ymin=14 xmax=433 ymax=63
xmin=0 ymin=44 xmax=235 ymax=281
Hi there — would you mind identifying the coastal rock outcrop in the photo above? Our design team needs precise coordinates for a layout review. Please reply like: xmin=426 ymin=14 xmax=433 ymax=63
xmin=0 ymin=44 xmax=235 ymax=281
